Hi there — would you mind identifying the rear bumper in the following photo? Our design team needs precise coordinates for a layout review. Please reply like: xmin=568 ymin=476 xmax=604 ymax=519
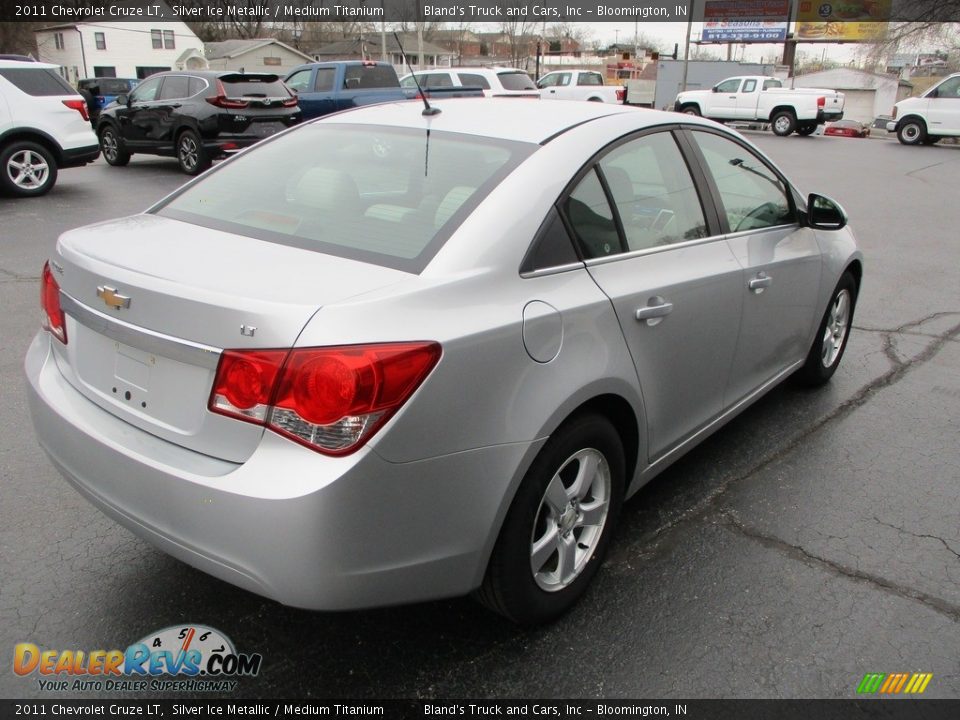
xmin=60 ymin=143 xmax=100 ymax=168
xmin=818 ymin=110 xmax=844 ymax=123
xmin=25 ymin=332 xmax=540 ymax=610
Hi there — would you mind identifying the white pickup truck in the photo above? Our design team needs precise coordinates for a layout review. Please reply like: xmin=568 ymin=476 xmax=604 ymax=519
xmin=536 ymin=70 xmax=625 ymax=103
xmin=674 ymin=76 xmax=845 ymax=136
xmin=887 ymin=72 xmax=960 ymax=145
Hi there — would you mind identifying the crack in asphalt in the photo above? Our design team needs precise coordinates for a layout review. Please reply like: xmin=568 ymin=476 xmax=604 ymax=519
xmin=0 ymin=267 xmax=40 ymax=282
xmin=853 ymin=311 xmax=960 ymax=335
xmin=718 ymin=511 xmax=960 ymax=624
xmin=873 ymin=516 xmax=960 ymax=561
xmin=616 ymin=314 xmax=960 ymax=593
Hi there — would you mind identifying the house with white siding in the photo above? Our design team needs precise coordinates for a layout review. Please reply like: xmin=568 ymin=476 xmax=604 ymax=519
xmin=204 ymin=40 xmax=314 ymax=74
xmin=34 ymin=21 xmax=206 ymax=84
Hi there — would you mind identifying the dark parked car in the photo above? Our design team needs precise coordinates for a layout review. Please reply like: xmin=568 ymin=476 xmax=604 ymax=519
xmin=78 ymin=78 xmax=139 ymax=122
xmin=96 ymin=70 xmax=301 ymax=175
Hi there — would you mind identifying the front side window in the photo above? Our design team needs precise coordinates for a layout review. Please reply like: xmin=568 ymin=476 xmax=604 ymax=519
xmin=692 ymin=131 xmax=793 ymax=233
xmin=716 ymin=78 xmax=741 ymax=93
xmin=156 ymin=125 xmax=535 ymax=273
xmin=130 ymin=76 xmax=162 ymax=103
xmin=95 ymin=32 xmax=106 ymax=50
xmin=151 ymin=30 xmax=162 ymax=49
xmin=932 ymin=76 xmax=960 ymax=98
xmin=598 ymin=132 xmax=708 ymax=251
xmin=285 ymin=69 xmax=311 ymax=92
xmin=538 ymin=73 xmax=560 ymax=87
xmin=314 ymin=68 xmax=335 ymax=92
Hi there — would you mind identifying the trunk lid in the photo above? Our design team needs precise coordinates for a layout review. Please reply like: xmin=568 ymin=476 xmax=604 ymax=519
xmin=51 ymin=214 xmax=408 ymax=462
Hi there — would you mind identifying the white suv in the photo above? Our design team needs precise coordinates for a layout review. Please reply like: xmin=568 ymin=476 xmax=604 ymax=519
xmin=0 ymin=60 xmax=99 ymax=197
xmin=401 ymin=67 xmax=540 ymax=98
xmin=888 ymin=72 xmax=960 ymax=145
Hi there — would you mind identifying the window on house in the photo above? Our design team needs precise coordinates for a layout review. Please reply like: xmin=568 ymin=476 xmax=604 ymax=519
xmin=95 ymin=32 xmax=106 ymax=50
xmin=54 ymin=33 xmax=64 ymax=50
xmin=163 ymin=30 xmax=175 ymax=50
xmin=151 ymin=30 xmax=162 ymax=49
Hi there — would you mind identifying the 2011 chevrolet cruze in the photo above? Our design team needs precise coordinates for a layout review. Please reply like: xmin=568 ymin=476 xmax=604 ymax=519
xmin=26 ymin=99 xmax=862 ymax=624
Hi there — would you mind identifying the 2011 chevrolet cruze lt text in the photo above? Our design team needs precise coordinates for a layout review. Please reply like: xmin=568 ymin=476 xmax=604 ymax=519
xmin=26 ymin=99 xmax=862 ymax=624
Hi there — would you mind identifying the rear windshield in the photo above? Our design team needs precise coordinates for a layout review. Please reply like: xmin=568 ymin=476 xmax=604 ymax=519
xmin=498 ymin=71 xmax=536 ymax=91
xmin=0 ymin=68 xmax=78 ymax=96
xmin=220 ymin=75 xmax=288 ymax=97
xmin=344 ymin=65 xmax=399 ymax=89
xmin=155 ymin=124 xmax=535 ymax=273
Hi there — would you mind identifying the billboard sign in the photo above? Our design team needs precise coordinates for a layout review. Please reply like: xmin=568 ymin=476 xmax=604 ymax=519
xmin=702 ymin=22 xmax=789 ymax=42
xmin=796 ymin=0 xmax=891 ymax=41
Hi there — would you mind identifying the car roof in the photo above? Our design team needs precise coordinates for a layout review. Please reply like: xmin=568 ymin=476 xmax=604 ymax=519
xmin=0 ymin=59 xmax=59 ymax=70
xmin=316 ymin=97 xmax=644 ymax=144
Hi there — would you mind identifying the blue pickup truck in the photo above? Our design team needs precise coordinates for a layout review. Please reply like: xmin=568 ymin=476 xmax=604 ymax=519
xmin=284 ymin=61 xmax=482 ymax=120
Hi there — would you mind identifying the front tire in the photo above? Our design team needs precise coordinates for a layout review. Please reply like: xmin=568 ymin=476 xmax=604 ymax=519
xmin=176 ymin=129 xmax=210 ymax=175
xmin=797 ymin=123 xmax=817 ymax=136
xmin=796 ymin=272 xmax=858 ymax=387
xmin=771 ymin=111 xmax=797 ymax=137
xmin=897 ymin=118 xmax=926 ymax=145
xmin=0 ymin=141 xmax=57 ymax=197
xmin=99 ymin=126 xmax=130 ymax=166
xmin=680 ymin=104 xmax=700 ymax=116
xmin=476 ymin=414 xmax=625 ymax=625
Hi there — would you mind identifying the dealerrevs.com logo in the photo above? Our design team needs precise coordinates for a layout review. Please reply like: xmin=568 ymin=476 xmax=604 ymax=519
xmin=13 ymin=625 xmax=262 ymax=693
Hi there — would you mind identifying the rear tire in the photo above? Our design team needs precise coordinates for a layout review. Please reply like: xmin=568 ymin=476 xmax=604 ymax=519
xmin=475 ymin=413 xmax=625 ymax=625
xmin=0 ymin=141 xmax=57 ymax=197
xmin=99 ymin=126 xmax=130 ymax=166
xmin=897 ymin=118 xmax=926 ymax=145
xmin=771 ymin=111 xmax=797 ymax=137
xmin=176 ymin=129 xmax=210 ymax=175
xmin=922 ymin=135 xmax=940 ymax=145
xmin=796 ymin=272 xmax=858 ymax=387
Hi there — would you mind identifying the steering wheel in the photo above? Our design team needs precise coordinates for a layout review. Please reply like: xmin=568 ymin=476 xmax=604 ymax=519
xmin=734 ymin=202 xmax=781 ymax=233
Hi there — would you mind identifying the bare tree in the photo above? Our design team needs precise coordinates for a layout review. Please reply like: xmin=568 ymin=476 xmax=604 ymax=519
xmin=859 ymin=22 xmax=960 ymax=72
xmin=0 ymin=22 xmax=41 ymax=56
xmin=500 ymin=19 xmax=536 ymax=69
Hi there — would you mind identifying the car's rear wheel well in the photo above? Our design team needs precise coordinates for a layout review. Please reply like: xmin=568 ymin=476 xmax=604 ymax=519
xmin=0 ymin=131 xmax=62 ymax=165
xmin=769 ymin=105 xmax=797 ymax=121
xmin=564 ymin=394 xmax=640 ymax=487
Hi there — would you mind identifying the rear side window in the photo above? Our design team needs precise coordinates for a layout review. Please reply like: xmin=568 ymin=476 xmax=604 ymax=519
xmin=457 ymin=73 xmax=490 ymax=90
xmin=563 ymin=169 xmax=622 ymax=259
xmin=498 ymin=71 xmax=536 ymax=91
xmin=742 ymin=79 xmax=757 ymax=93
xmin=158 ymin=76 xmax=189 ymax=100
xmin=0 ymin=68 xmax=77 ymax=96
xmin=577 ymin=73 xmax=603 ymax=86
xmin=156 ymin=124 xmax=535 ymax=273
xmin=343 ymin=65 xmax=399 ymax=90
xmin=762 ymin=79 xmax=782 ymax=90
xmin=188 ymin=77 xmax=206 ymax=96
xmin=424 ymin=73 xmax=453 ymax=89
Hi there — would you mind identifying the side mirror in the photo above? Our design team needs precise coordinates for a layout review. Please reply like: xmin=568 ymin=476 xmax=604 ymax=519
xmin=928 ymin=88 xmax=939 ymax=98
xmin=116 ymin=94 xmax=129 ymax=106
xmin=711 ymin=85 xmax=720 ymax=93
xmin=806 ymin=193 xmax=848 ymax=230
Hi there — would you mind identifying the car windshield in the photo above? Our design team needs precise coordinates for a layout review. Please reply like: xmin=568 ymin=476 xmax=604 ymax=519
xmin=155 ymin=124 xmax=536 ymax=273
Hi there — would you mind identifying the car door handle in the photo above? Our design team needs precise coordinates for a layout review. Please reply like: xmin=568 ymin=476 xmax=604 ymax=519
xmin=728 ymin=95 xmax=737 ymax=99
xmin=749 ymin=272 xmax=773 ymax=293
xmin=635 ymin=298 xmax=673 ymax=326
xmin=168 ymin=103 xmax=181 ymax=109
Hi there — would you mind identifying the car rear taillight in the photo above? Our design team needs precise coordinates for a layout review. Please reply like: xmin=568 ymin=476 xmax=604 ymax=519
xmin=281 ymin=95 xmax=298 ymax=107
xmin=62 ymin=98 xmax=89 ymax=121
xmin=209 ymin=342 xmax=441 ymax=455
xmin=616 ymin=88 xmax=626 ymax=102
xmin=206 ymin=79 xmax=249 ymax=109
xmin=40 ymin=262 xmax=67 ymax=344
xmin=817 ymin=96 xmax=826 ymax=108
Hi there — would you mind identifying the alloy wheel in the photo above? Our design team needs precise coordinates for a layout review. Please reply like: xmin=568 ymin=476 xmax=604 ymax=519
xmin=6 ymin=149 xmax=49 ymax=190
xmin=822 ymin=289 xmax=851 ymax=368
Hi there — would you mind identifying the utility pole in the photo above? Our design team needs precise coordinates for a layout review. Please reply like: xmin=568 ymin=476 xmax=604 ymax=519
xmin=680 ymin=10 xmax=693 ymax=91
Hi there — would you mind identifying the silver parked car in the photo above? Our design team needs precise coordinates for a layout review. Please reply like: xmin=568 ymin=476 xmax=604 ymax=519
xmin=26 ymin=99 xmax=862 ymax=624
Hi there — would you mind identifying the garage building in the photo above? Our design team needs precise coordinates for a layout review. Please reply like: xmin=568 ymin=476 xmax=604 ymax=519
xmin=791 ymin=68 xmax=912 ymax=124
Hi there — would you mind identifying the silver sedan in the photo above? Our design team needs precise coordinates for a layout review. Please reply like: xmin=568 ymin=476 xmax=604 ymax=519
xmin=26 ymin=99 xmax=862 ymax=624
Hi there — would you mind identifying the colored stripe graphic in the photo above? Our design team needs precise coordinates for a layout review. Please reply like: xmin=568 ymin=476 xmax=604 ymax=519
xmin=858 ymin=672 xmax=932 ymax=694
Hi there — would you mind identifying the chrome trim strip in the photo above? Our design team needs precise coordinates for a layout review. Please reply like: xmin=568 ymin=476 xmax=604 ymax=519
xmin=520 ymin=261 xmax=585 ymax=279
xmin=59 ymin=291 xmax=222 ymax=369
xmin=583 ymin=233 xmax=728 ymax=267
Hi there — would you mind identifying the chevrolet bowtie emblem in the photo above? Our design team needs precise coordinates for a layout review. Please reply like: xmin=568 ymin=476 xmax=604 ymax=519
xmin=97 ymin=285 xmax=131 ymax=310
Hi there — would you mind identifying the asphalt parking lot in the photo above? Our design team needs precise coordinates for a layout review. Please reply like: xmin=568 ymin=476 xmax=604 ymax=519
xmin=1 ymin=129 xmax=958 ymax=700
